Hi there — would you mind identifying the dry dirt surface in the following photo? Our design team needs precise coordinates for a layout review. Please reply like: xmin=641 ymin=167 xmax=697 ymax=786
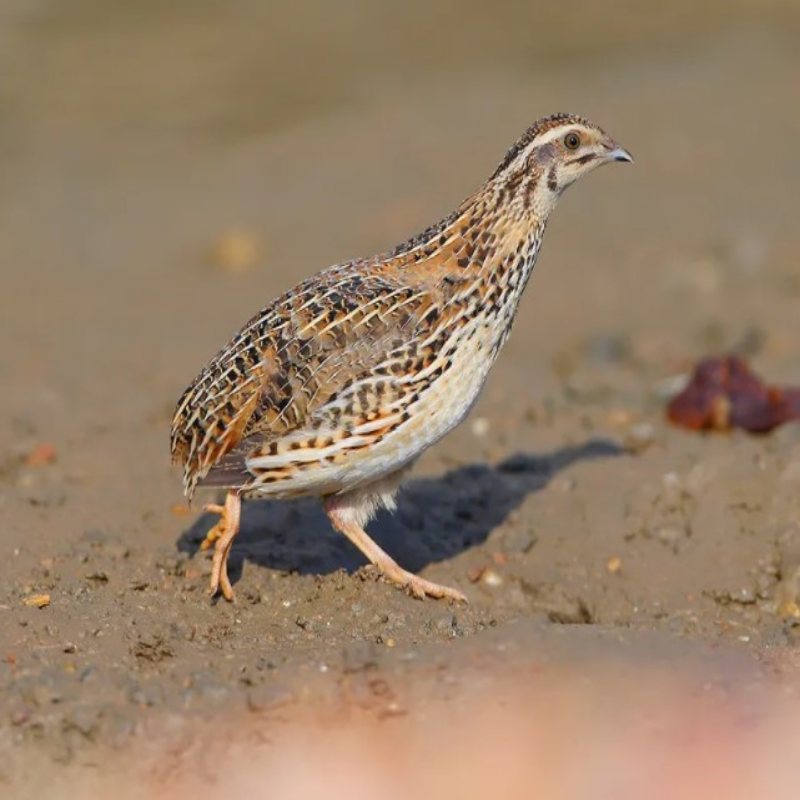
xmin=2 ymin=2 xmax=800 ymax=797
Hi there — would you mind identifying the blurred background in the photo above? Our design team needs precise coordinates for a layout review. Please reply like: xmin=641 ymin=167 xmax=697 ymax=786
xmin=2 ymin=0 xmax=800 ymax=427
xmin=2 ymin=0 xmax=799 ymax=427
xmin=3 ymin=2 xmax=800 ymax=792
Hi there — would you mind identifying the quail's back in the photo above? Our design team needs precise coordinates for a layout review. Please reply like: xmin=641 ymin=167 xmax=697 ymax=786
xmin=171 ymin=112 xmax=632 ymax=603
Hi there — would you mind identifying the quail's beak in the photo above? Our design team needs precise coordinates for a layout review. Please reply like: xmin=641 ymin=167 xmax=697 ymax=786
xmin=602 ymin=139 xmax=634 ymax=163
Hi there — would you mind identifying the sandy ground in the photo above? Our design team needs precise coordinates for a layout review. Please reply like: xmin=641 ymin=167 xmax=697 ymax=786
xmin=2 ymin=2 xmax=800 ymax=796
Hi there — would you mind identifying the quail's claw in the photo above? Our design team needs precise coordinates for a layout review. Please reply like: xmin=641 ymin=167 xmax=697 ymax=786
xmin=199 ymin=503 xmax=226 ymax=551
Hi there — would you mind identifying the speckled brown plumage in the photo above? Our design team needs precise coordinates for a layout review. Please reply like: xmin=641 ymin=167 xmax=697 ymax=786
xmin=171 ymin=113 xmax=632 ymax=603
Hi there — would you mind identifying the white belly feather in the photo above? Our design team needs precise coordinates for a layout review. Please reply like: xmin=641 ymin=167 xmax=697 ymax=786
xmin=246 ymin=322 xmax=496 ymax=498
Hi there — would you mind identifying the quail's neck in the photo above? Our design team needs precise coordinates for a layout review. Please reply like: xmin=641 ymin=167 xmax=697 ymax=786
xmin=444 ymin=180 xmax=550 ymax=291
xmin=390 ymin=176 xmax=550 ymax=280
xmin=384 ymin=181 xmax=549 ymax=361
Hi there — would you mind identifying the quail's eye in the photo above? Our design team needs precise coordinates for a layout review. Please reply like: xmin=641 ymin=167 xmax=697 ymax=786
xmin=564 ymin=132 xmax=581 ymax=150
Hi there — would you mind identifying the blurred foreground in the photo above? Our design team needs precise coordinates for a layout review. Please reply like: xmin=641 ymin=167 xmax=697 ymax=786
xmin=21 ymin=623 xmax=800 ymax=800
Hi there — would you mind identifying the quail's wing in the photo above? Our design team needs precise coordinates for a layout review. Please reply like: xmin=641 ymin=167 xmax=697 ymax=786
xmin=170 ymin=265 xmax=439 ymax=495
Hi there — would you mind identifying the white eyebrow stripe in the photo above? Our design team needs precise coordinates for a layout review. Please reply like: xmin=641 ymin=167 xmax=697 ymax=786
xmin=530 ymin=124 xmax=579 ymax=148
xmin=504 ymin=124 xmax=581 ymax=173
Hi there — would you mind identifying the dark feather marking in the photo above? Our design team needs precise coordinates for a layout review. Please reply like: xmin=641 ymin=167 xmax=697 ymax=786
xmin=569 ymin=153 xmax=597 ymax=166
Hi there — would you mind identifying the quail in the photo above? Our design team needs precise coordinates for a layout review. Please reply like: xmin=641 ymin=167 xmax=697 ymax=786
xmin=171 ymin=113 xmax=633 ymax=603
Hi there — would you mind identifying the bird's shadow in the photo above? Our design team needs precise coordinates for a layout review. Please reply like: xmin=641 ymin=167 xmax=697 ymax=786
xmin=176 ymin=439 xmax=624 ymax=584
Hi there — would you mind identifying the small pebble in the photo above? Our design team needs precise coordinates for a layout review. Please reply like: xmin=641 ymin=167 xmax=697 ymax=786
xmin=584 ymin=334 xmax=629 ymax=365
xmin=551 ymin=476 xmax=577 ymax=494
xmin=434 ymin=615 xmax=456 ymax=635
xmin=480 ymin=568 xmax=504 ymax=588
xmin=685 ymin=461 xmax=716 ymax=495
xmin=503 ymin=528 xmax=537 ymax=554
xmin=606 ymin=409 xmax=636 ymax=429
xmin=656 ymin=526 xmax=685 ymax=551
xmin=779 ymin=601 xmax=800 ymax=619
xmin=624 ymin=423 xmax=656 ymax=454
xmin=471 ymin=417 xmax=490 ymax=437
xmin=468 ymin=566 xmax=484 ymax=583
xmin=734 ymin=587 xmax=756 ymax=605
xmin=212 ymin=229 xmax=260 ymax=274
xmin=656 ymin=373 xmax=690 ymax=401
xmin=246 ymin=685 xmax=295 ymax=713
xmin=10 ymin=709 xmax=29 ymax=726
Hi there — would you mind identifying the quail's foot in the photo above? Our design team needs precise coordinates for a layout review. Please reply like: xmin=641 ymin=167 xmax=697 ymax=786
xmin=199 ymin=506 xmax=225 ymax=552
xmin=200 ymin=491 xmax=241 ymax=601
xmin=370 ymin=557 xmax=468 ymax=602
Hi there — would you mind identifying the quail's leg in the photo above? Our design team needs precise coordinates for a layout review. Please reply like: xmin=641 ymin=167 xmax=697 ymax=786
xmin=324 ymin=495 xmax=467 ymax=603
xmin=200 ymin=490 xmax=242 ymax=601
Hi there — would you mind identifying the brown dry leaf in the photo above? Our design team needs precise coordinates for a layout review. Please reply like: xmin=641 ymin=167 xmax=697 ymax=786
xmin=26 ymin=443 xmax=57 ymax=468
xmin=667 ymin=355 xmax=800 ymax=433
xmin=22 ymin=593 xmax=51 ymax=609
xmin=170 ymin=503 xmax=192 ymax=517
